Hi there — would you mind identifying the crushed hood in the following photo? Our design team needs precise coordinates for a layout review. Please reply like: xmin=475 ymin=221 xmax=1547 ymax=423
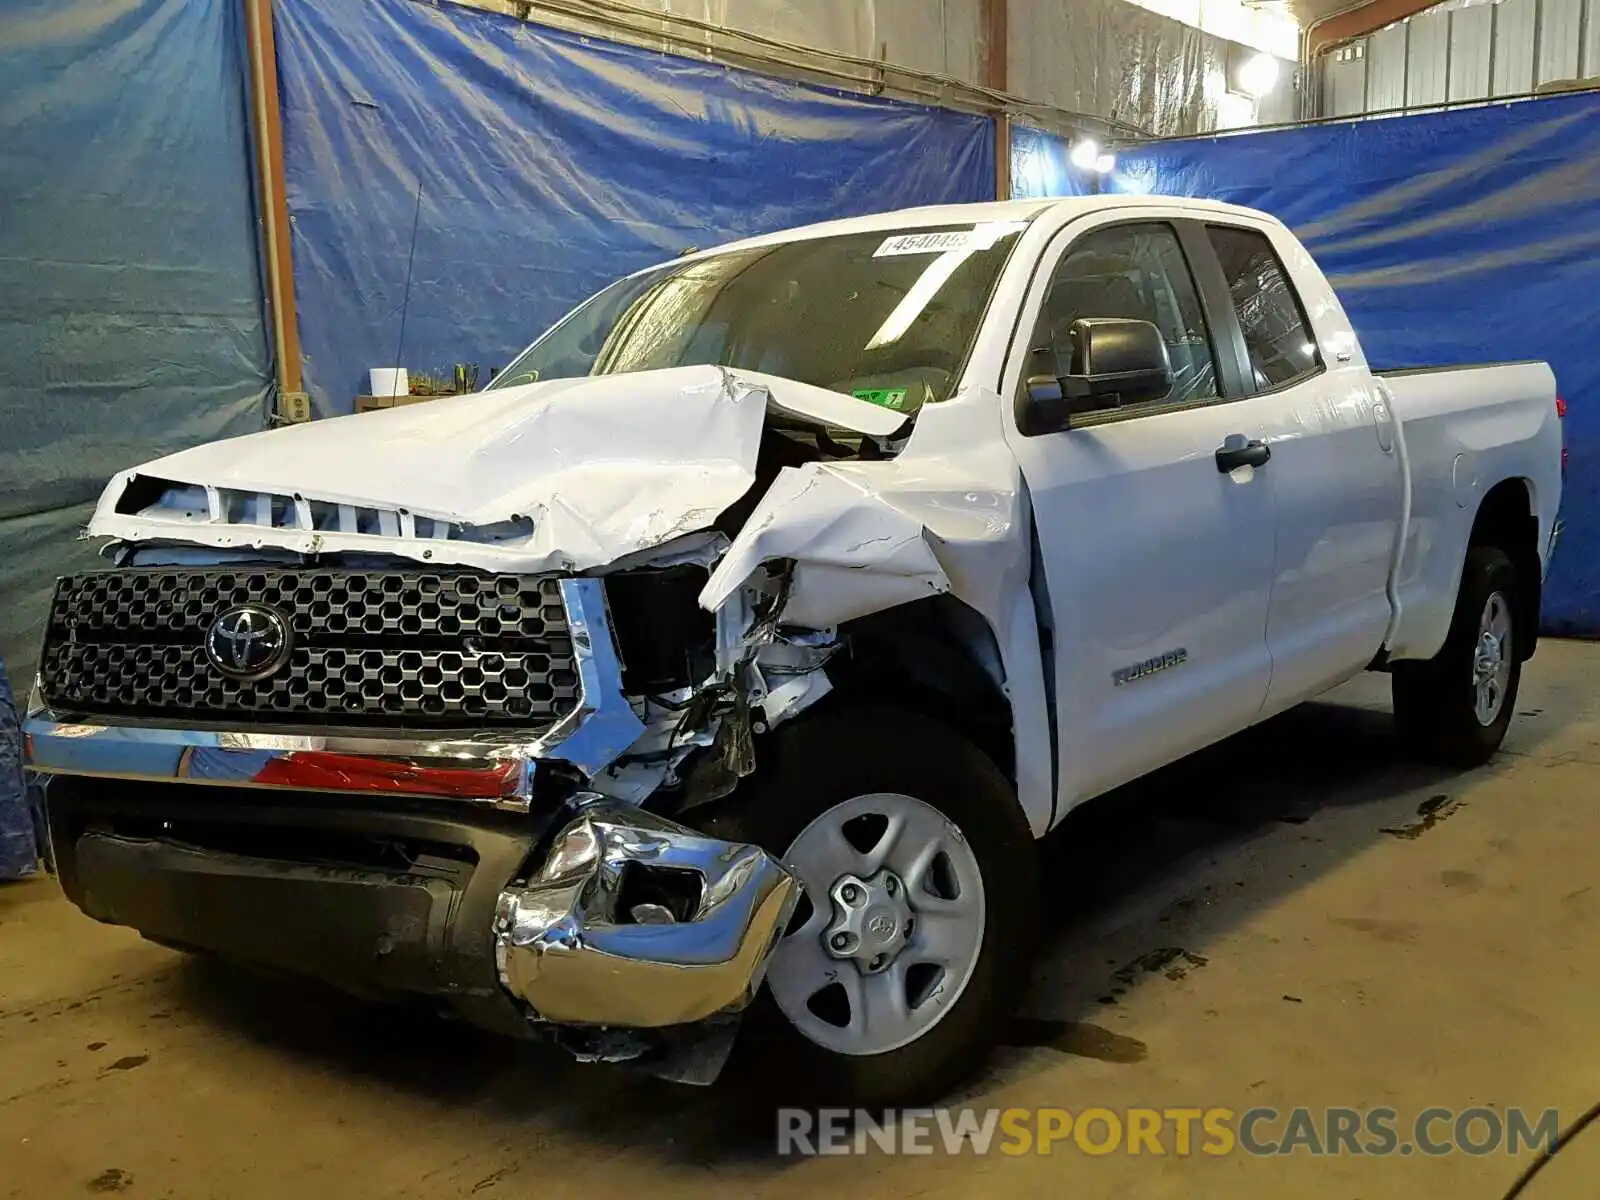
xmin=89 ymin=366 xmax=905 ymax=573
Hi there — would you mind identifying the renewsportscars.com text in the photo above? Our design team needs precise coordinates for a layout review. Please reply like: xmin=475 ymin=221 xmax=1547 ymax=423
xmin=777 ymin=1106 xmax=1561 ymax=1157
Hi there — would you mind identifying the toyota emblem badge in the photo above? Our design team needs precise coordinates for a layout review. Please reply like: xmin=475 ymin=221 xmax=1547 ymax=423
xmin=205 ymin=604 xmax=292 ymax=681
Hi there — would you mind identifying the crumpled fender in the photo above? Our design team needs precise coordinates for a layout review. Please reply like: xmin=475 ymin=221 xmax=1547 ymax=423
xmin=699 ymin=463 xmax=954 ymax=627
xmin=699 ymin=390 xmax=1056 ymax=835
xmin=700 ymin=391 xmax=1025 ymax=628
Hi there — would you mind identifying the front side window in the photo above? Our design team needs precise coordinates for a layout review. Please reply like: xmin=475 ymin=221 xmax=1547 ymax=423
xmin=1206 ymin=225 xmax=1322 ymax=390
xmin=489 ymin=222 xmax=1026 ymax=416
xmin=1029 ymin=222 xmax=1219 ymax=406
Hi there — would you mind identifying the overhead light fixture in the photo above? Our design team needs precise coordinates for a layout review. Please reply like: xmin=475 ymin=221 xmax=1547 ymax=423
xmin=1216 ymin=91 xmax=1257 ymax=129
xmin=1237 ymin=53 xmax=1281 ymax=99
xmin=1069 ymin=138 xmax=1115 ymax=174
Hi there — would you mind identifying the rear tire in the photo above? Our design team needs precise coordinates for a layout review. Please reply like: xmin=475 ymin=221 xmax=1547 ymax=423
xmin=1392 ymin=545 xmax=1521 ymax=767
xmin=698 ymin=706 xmax=1038 ymax=1106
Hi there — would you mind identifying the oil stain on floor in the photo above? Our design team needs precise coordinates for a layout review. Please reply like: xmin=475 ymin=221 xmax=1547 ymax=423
xmin=1381 ymin=793 xmax=1463 ymax=839
xmin=1004 ymin=1018 xmax=1149 ymax=1063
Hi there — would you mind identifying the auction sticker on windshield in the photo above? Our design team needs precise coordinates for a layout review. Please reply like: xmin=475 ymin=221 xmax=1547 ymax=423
xmin=875 ymin=231 xmax=975 ymax=257
xmin=874 ymin=222 xmax=1025 ymax=258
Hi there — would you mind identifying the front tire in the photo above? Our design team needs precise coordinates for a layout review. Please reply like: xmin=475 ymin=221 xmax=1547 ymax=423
xmin=699 ymin=706 xmax=1038 ymax=1106
xmin=1393 ymin=544 xmax=1522 ymax=766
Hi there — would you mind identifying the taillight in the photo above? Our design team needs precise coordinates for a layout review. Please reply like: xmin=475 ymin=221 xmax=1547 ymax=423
xmin=1557 ymin=395 xmax=1567 ymax=419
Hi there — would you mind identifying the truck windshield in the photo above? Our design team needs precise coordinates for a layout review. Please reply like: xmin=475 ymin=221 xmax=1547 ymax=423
xmin=489 ymin=222 xmax=1026 ymax=413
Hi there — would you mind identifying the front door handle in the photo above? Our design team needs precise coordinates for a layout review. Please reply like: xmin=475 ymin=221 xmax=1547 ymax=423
xmin=1216 ymin=437 xmax=1271 ymax=473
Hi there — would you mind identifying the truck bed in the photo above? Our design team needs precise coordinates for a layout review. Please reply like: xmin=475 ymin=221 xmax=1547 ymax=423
xmin=1378 ymin=360 xmax=1562 ymax=662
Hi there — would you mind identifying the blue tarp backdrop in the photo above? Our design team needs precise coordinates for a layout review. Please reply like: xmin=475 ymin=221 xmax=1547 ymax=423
xmin=275 ymin=0 xmax=997 ymax=417
xmin=0 ymin=658 xmax=36 ymax=879
xmin=0 ymin=0 xmax=272 ymax=683
xmin=1017 ymin=94 xmax=1600 ymax=634
xmin=1011 ymin=122 xmax=1094 ymax=200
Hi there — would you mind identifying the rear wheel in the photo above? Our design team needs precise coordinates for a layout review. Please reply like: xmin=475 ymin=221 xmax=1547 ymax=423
xmin=1393 ymin=545 xmax=1522 ymax=766
xmin=700 ymin=706 xmax=1038 ymax=1106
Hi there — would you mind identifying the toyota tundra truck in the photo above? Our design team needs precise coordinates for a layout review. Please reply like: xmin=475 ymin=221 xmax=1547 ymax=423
xmin=24 ymin=196 xmax=1564 ymax=1104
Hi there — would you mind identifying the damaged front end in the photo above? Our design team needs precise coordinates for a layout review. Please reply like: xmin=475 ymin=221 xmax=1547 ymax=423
xmin=484 ymin=549 xmax=843 ymax=1081
xmin=494 ymin=801 xmax=797 ymax=1030
xmin=25 ymin=364 xmax=915 ymax=1085
xmin=24 ymin=545 xmax=838 ymax=1085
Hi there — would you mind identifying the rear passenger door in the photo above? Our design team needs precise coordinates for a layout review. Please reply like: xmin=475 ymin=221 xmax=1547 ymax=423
xmin=1198 ymin=220 xmax=1404 ymax=713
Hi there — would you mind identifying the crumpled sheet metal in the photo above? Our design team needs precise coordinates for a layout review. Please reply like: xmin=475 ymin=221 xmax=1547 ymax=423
xmin=494 ymin=802 xmax=799 ymax=1027
xmin=700 ymin=463 xmax=953 ymax=628
xmin=697 ymin=387 xmax=1056 ymax=835
xmin=702 ymin=387 xmax=1026 ymax=631
xmin=88 ymin=366 xmax=901 ymax=574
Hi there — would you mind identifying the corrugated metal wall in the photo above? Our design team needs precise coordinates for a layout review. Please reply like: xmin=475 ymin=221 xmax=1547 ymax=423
xmin=1320 ymin=0 xmax=1600 ymax=117
xmin=1009 ymin=0 xmax=1298 ymax=133
xmin=462 ymin=0 xmax=1298 ymax=136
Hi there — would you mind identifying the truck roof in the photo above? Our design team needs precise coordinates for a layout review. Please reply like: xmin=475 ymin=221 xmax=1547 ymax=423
xmin=699 ymin=195 xmax=1276 ymax=259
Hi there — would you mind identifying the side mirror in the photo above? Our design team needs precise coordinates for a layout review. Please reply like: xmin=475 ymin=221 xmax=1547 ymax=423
xmin=1017 ymin=318 xmax=1174 ymax=436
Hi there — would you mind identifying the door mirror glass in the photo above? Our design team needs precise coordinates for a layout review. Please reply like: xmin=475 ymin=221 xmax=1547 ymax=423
xmin=1017 ymin=318 xmax=1174 ymax=436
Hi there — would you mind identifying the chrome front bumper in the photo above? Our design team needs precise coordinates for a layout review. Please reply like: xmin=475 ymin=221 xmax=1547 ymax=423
xmin=23 ymin=578 xmax=645 ymax=812
xmin=494 ymin=802 xmax=798 ymax=1027
xmin=29 ymin=575 xmax=799 ymax=1033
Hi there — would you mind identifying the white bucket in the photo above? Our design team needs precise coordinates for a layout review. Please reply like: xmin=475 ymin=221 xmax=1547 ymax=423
xmin=368 ymin=367 xmax=409 ymax=397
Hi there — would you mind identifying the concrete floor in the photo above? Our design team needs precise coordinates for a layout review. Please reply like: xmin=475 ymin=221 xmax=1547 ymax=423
xmin=5 ymin=644 xmax=1600 ymax=1198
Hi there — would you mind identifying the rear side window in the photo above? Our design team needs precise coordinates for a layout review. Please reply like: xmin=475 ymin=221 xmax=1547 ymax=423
xmin=1206 ymin=225 xmax=1322 ymax=390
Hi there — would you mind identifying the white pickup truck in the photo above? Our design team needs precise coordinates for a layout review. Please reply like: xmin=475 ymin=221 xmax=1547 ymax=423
xmin=26 ymin=197 xmax=1563 ymax=1104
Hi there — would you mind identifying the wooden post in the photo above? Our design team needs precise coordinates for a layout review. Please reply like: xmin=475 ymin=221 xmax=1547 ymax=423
xmin=243 ymin=0 xmax=308 ymax=419
xmin=982 ymin=0 xmax=1007 ymax=91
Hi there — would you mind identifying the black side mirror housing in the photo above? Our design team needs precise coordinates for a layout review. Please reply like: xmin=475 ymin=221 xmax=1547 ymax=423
xmin=1017 ymin=318 xmax=1174 ymax=436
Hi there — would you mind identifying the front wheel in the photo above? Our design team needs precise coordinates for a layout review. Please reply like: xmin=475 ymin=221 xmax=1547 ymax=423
xmin=700 ymin=706 xmax=1038 ymax=1106
xmin=1393 ymin=544 xmax=1522 ymax=766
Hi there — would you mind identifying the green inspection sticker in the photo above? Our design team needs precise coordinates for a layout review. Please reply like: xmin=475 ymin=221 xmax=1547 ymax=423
xmin=852 ymin=387 xmax=909 ymax=410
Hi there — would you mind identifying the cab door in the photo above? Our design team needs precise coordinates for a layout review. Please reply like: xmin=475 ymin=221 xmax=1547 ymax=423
xmin=1000 ymin=215 xmax=1280 ymax=811
xmin=1196 ymin=220 xmax=1403 ymax=713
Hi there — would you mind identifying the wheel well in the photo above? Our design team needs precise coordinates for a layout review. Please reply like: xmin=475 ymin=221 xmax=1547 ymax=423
xmin=1470 ymin=478 xmax=1541 ymax=660
xmin=825 ymin=595 xmax=1015 ymax=779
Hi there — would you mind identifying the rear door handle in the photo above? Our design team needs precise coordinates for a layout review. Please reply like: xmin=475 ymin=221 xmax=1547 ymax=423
xmin=1216 ymin=437 xmax=1271 ymax=473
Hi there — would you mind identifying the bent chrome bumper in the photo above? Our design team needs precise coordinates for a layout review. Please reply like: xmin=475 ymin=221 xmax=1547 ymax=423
xmin=494 ymin=802 xmax=799 ymax=1028
xmin=22 ymin=579 xmax=645 ymax=812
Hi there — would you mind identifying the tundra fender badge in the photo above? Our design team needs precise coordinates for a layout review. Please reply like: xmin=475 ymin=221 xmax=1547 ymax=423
xmin=1113 ymin=647 xmax=1188 ymax=687
xmin=205 ymin=604 xmax=292 ymax=681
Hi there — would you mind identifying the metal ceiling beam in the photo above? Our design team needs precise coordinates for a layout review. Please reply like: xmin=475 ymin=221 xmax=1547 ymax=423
xmin=1307 ymin=0 xmax=1437 ymax=58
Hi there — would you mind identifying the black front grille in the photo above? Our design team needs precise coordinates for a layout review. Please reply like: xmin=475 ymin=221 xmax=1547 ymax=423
xmin=39 ymin=569 xmax=581 ymax=728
